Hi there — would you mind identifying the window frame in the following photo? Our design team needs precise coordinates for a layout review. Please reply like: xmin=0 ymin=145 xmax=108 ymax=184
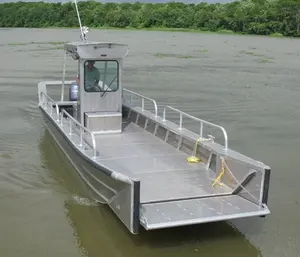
xmin=83 ymin=60 xmax=119 ymax=93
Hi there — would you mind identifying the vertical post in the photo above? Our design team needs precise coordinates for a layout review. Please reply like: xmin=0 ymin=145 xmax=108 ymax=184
xmin=179 ymin=113 xmax=182 ymax=130
xmin=80 ymin=128 xmax=83 ymax=147
xmin=61 ymin=52 xmax=67 ymax=102
xmin=56 ymin=104 xmax=60 ymax=122
xmin=142 ymin=98 xmax=144 ymax=111
xmin=93 ymin=147 xmax=96 ymax=159
xmin=69 ymin=118 xmax=72 ymax=135
xmin=200 ymin=122 xmax=203 ymax=138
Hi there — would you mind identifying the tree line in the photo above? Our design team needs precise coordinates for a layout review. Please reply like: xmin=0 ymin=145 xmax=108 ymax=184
xmin=0 ymin=0 xmax=300 ymax=37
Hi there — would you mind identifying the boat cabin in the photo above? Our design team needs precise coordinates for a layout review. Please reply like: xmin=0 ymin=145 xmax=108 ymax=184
xmin=63 ymin=42 xmax=129 ymax=134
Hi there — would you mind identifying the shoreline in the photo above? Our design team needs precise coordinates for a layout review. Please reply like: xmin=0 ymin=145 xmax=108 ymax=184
xmin=1 ymin=26 xmax=291 ymax=39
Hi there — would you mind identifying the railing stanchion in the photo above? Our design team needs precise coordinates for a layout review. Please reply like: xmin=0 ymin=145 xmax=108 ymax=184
xmin=179 ymin=113 xmax=182 ymax=130
xmin=200 ymin=122 xmax=203 ymax=138
xmin=80 ymin=128 xmax=83 ymax=147
xmin=69 ymin=118 xmax=72 ymax=135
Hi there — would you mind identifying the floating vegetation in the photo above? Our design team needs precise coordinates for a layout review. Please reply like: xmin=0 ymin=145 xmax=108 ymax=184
xmin=239 ymin=50 xmax=274 ymax=62
xmin=256 ymin=58 xmax=274 ymax=63
xmin=199 ymin=48 xmax=208 ymax=53
xmin=154 ymin=53 xmax=196 ymax=59
xmin=239 ymin=50 xmax=255 ymax=55
xmin=1 ymin=41 xmax=67 ymax=47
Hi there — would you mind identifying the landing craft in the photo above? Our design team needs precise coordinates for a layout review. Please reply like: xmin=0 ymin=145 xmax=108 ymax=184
xmin=37 ymin=0 xmax=271 ymax=234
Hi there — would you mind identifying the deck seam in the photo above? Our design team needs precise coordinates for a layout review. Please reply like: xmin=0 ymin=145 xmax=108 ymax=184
xmin=97 ymin=161 xmax=204 ymax=173
xmin=134 ymin=166 xmax=211 ymax=175
xmin=96 ymin=141 xmax=183 ymax=148
xmin=140 ymin=192 xmax=233 ymax=205
xmin=95 ymin=152 xmax=188 ymax=161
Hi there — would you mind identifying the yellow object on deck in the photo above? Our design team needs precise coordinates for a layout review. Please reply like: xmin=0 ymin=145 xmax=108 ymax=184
xmin=186 ymin=155 xmax=201 ymax=163
xmin=186 ymin=137 xmax=203 ymax=163
xmin=186 ymin=135 xmax=215 ymax=163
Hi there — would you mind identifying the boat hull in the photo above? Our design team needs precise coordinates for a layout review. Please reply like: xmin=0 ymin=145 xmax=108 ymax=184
xmin=39 ymin=106 xmax=141 ymax=234
xmin=37 ymin=81 xmax=271 ymax=235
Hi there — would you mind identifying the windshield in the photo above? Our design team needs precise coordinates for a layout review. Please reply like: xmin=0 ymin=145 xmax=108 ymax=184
xmin=83 ymin=60 xmax=119 ymax=93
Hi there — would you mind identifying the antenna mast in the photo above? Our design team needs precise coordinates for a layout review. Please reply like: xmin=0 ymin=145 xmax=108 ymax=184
xmin=74 ymin=0 xmax=89 ymax=43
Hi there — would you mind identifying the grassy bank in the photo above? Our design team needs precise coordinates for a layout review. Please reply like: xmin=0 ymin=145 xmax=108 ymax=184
xmin=0 ymin=0 xmax=297 ymax=37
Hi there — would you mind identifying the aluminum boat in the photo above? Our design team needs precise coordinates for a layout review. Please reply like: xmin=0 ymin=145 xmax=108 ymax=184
xmin=37 ymin=37 xmax=271 ymax=234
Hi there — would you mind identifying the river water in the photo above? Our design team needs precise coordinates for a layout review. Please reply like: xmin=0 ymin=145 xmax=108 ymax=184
xmin=0 ymin=28 xmax=299 ymax=257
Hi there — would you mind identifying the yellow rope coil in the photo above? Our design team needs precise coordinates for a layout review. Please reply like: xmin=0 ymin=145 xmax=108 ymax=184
xmin=186 ymin=137 xmax=202 ymax=163
xmin=186 ymin=136 xmax=213 ymax=163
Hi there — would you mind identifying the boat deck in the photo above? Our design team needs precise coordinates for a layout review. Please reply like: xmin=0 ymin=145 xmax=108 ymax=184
xmin=39 ymin=92 xmax=271 ymax=232
xmin=94 ymin=120 xmax=231 ymax=204
xmin=91 ymin=119 xmax=269 ymax=230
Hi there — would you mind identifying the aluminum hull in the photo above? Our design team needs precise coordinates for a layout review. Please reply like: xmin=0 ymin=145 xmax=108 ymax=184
xmin=39 ymin=106 xmax=141 ymax=234
xmin=38 ymin=81 xmax=271 ymax=234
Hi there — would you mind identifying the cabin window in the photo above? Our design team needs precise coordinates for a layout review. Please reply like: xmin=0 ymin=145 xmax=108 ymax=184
xmin=83 ymin=60 xmax=119 ymax=93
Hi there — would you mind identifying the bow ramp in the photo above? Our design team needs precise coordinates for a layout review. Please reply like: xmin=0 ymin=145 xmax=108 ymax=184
xmin=134 ymin=144 xmax=269 ymax=230
xmin=140 ymin=196 xmax=268 ymax=230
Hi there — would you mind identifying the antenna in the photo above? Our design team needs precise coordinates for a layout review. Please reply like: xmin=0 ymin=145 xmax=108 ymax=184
xmin=74 ymin=0 xmax=89 ymax=43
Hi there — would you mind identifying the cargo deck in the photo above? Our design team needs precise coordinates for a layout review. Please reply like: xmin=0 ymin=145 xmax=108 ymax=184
xmin=50 ymin=96 xmax=270 ymax=232
xmin=94 ymin=121 xmax=231 ymax=203
xmin=92 ymin=119 xmax=269 ymax=230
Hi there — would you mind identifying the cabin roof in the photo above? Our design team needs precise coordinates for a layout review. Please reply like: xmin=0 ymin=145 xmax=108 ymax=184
xmin=64 ymin=41 xmax=129 ymax=60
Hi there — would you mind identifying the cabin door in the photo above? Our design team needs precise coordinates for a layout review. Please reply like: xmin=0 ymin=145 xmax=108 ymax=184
xmin=81 ymin=59 xmax=121 ymax=114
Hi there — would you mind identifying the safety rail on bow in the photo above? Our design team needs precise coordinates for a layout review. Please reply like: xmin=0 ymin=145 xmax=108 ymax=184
xmin=123 ymin=88 xmax=158 ymax=117
xmin=40 ymin=92 xmax=60 ymax=121
xmin=162 ymin=106 xmax=228 ymax=150
xmin=60 ymin=109 xmax=97 ymax=159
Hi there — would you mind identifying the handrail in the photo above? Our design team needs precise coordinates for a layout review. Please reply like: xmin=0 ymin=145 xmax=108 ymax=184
xmin=40 ymin=92 xmax=60 ymax=121
xmin=163 ymin=106 xmax=228 ymax=150
xmin=123 ymin=88 xmax=158 ymax=117
xmin=61 ymin=109 xmax=97 ymax=159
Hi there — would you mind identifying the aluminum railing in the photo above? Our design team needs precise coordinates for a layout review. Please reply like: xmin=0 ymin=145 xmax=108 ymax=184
xmin=60 ymin=109 xmax=97 ymax=159
xmin=40 ymin=92 xmax=97 ymax=158
xmin=163 ymin=105 xmax=228 ymax=150
xmin=41 ymin=92 xmax=60 ymax=121
xmin=123 ymin=88 xmax=158 ymax=117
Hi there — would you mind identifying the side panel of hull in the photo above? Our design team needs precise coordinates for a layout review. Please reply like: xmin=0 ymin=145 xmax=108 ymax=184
xmin=40 ymin=107 xmax=140 ymax=234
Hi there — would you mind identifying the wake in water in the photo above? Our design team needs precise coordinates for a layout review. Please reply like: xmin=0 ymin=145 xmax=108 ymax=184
xmin=69 ymin=194 xmax=99 ymax=207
